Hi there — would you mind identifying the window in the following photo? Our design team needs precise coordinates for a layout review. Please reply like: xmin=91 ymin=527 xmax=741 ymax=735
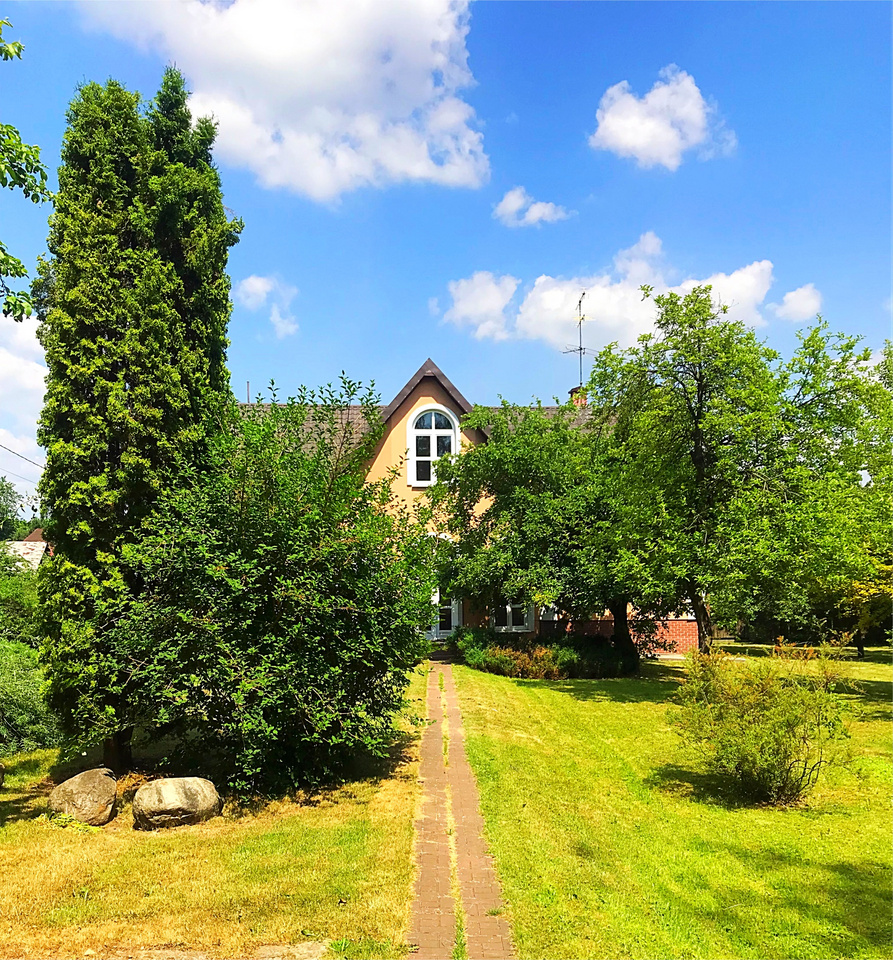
xmin=493 ymin=601 xmax=533 ymax=632
xmin=408 ymin=406 xmax=458 ymax=486
xmin=428 ymin=588 xmax=461 ymax=640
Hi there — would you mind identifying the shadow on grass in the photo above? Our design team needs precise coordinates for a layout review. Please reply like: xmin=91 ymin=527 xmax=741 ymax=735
xmin=522 ymin=659 xmax=684 ymax=706
xmin=0 ymin=753 xmax=56 ymax=827
xmin=671 ymin=838 xmax=892 ymax=957
xmin=645 ymin=762 xmax=751 ymax=809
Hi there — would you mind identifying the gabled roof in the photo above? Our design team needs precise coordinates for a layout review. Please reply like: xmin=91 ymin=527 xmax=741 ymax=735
xmin=381 ymin=357 xmax=474 ymax=423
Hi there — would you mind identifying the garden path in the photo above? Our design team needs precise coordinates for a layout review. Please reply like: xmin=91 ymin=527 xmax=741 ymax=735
xmin=407 ymin=663 xmax=514 ymax=960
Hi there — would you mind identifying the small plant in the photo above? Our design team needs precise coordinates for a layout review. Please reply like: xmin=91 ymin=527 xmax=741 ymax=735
xmin=674 ymin=650 xmax=849 ymax=804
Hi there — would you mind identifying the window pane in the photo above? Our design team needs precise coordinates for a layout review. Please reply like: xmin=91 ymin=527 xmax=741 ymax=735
xmin=437 ymin=435 xmax=452 ymax=457
xmin=494 ymin=605 xmax=508 ymax=627
xmin=416 ymin=460 xmax=431 ymax=482
xmin=415 ymin=412 xmax=432 ymax=429
xmin=511 ymin=604 xmax=527 ymax=627
xmin=439 ymin=605 xmax=453 ymax=632
xmin=433 ymin=412 xmax=451 ymax=430
xmin=416 ymin=435 xmax=431 ymax=457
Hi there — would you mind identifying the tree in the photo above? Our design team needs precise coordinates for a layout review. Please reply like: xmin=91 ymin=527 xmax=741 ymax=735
xmin=36 ymin=71 xmax=241 ymax=770
xmin=81 ymin=383 xmax=436 ymax=794
xmin=587 ymin=286 xmax=883 ymax=649
xmin=429 ymin=401 xmax=652 ymax=673
xmin=0 ymin=18 xmax=51 ymax=320
xmin=0 ymin=476 xmax=21 ymax=540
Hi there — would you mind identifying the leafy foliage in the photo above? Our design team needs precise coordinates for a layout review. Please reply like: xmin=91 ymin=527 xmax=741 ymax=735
xmin=674 ymin=650 xmax=849 ymax=803
xmin=430 ymin=402 xmax=654 ymax=673
xmin=0 ymin=18 xmax=51 ymax=320
xmin=0 ymin=545 xmax=38 ymax=646
xmin=0 ymin=640 xmax=59 ymax=754
xmin=588 ymin=287 xmax=888 ymax=648
xmin=450 ymin=626 xmax=627 ymax=680
xmin=0 ymin=476 xmax=21 ymax=539
xmin=35 ymin=70 xmax=241 ymax=763
xmin=52 ymin=383 xmax=436 ymax=794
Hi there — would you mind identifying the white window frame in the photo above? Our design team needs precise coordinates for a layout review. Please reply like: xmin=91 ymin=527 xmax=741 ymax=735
xmin=427 ymin=588 xmax=462 ymax=641
xmin=492 ymin=601 xmax=534 ymax=633
xmin=407 ymin=403 xmax=460 ymax=488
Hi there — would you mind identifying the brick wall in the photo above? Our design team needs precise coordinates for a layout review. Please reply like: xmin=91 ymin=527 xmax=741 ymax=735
xmin=653 ymin=618 xmax=699 ymax=654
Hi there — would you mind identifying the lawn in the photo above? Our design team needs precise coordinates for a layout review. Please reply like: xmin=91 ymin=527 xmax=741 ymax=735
xmin=0 ymin=668 xmax=428 ymax=960
xmin=453 ymin=653 xmax=892 ymax=960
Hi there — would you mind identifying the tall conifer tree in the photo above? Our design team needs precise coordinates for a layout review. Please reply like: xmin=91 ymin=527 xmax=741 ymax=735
xmin=35 ymin=71 xmax=241 ymax=769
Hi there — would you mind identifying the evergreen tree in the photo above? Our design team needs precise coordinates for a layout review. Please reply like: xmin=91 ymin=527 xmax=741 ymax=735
xmin=35 ymin=71 xmax=241 ymax=769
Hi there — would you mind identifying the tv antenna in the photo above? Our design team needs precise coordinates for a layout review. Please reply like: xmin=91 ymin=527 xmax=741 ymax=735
xmin=562 ymin=291 xmax=590 ymax=388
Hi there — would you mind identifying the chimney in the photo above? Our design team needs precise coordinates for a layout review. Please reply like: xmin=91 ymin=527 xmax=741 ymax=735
xmin=569 ymin=386 xmax=588 ymax=408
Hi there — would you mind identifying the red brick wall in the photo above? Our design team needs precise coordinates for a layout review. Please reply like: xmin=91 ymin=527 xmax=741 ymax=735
xmin=653 ymin=618 xmax=699 ymax=654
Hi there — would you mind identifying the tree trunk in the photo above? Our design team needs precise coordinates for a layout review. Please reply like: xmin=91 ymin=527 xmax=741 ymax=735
xmin=102 ymin=728 xmax=133 ymax=773
xmin=608 ymin=597 xmax=639 ymax=674
xmin=688 ymin=587 xmax=714 ymax=653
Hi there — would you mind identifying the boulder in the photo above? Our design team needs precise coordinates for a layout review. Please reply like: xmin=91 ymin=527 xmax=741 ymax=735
xmin=48 ymin=768 xmax=117 ymax=826
xmin=132 ymin=777 xmax=221 ymax=830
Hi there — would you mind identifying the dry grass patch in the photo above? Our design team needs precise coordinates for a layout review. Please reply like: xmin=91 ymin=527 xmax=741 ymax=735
xmin=0 ymin=669 xmax=428 ymax=959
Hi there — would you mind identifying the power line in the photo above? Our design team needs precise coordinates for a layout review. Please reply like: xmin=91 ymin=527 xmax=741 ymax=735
xmin=0 ymin=442 xmax=44 ymax=470
xmin=0 ymin=466 xmax=39 ymax=486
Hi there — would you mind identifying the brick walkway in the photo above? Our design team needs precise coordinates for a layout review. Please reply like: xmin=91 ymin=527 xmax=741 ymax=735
xmin=408 ymin=663 xmax=514 ymax=960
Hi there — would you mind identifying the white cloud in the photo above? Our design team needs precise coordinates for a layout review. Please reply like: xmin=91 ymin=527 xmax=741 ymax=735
xmin=81 ymin=0 xmax=489 ymax=202
xmin=769 ymin=282 xmax=823 ymax=322
xmin=236 ymin=274 xmax=299 ymax=338
xmin=269 ymin=304 xmax=299 ymax=339
xmin=444 ymin=271 xmax=519 ymax=341
xmin=589 ymin=65 xmax=736 ymax=171
xmin=0 ymin=314 xmax=47 ymax=498
xmin=235 ymin=275 xmax=275 ymax=311
xmin=428 ymin=297 xmax=441 ymax=317
xmin=444 ymin=232 xmax=776 ymax=350
xmin=493 ymin=186 xmax=572 ymax=228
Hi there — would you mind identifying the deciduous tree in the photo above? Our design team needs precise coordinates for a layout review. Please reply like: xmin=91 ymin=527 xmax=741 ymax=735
xmin=0 ymin=18 xmax=50 ymax=320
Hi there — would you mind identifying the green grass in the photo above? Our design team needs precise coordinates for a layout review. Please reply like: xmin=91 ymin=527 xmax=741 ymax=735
xmin=0 ymin=668 xmax=429 ymax=959
xmin=453 ymin=656 xmax=892 ymax=960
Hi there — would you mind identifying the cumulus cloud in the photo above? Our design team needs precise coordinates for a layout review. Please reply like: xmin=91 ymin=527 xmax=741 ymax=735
xmin=0 ymin=314 xmax=47 ymax=497
xmin=444 ymin=232 xmax=776 ymax=350
xmin=444 ymin=271 xmax=519 ymax=341
xmin=769 ymin=282 xmax=822 ymax=322
xmin=81 ymin=0 xmax=489 ymax=202
xmin=589 ymin=65 xmax=736 ymax=171
xmin=236 ymin=274 xmax=299 ymax=338
xmin=493 ymin=186 xmax=572 ymax=228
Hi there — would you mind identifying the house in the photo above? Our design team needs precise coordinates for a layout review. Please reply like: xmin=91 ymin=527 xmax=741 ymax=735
xmin=2 ymin=532 xmax=49 ymax=571
xmin=362 ymin=358 xmax=699 ymax=654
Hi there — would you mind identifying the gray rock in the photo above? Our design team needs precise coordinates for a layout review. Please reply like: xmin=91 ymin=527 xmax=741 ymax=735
xmin=132 ymin=777 xmax=221 ymax=830
xmin=48 ymin=767 xmax=117 ymax=825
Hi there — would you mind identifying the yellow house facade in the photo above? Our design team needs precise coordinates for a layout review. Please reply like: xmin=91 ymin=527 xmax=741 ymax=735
xmin=365 ymin=358 xmax=542 ymax=642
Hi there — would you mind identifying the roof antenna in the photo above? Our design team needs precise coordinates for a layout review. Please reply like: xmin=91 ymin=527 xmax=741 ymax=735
xmin=562 ymin=291 xmax=588 ymax=388
xmin=246 ymin=380 xmax=250 ymax=403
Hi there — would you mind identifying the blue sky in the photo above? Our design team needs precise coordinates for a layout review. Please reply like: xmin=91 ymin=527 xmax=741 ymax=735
xmin=0 ymin=0 xmax=890 ymax=498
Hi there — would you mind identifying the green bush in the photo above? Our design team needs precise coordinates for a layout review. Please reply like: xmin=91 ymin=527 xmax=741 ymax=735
xmin=60 ymin=383 xmax=437 ymax=795
xmin=0 ymin=641 xmax=60 ymax=754
xmin=673 ymin=651 xmax=849 ymax=804
xmin=450 ymin=627 xmax=624 ymax=679
xmin=0 ymin=549 xmax=39 ymax=647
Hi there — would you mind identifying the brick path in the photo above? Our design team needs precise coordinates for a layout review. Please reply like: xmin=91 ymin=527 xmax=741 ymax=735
xmin=408 ymin=663 xmax=514 ymax=960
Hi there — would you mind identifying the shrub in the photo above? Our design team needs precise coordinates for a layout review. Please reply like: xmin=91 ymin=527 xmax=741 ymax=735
xmin=0 ymin=549 xmax=39 ymax=647
xmin=673 ymin=650 xmax=849 ymax=804
xmin=450 ymin=628 xmax=625 ymax=679
xmin=52 ymin=382 xmax=437 ymax=794
xmin=0 ymin=641 xmax=60 ymax=754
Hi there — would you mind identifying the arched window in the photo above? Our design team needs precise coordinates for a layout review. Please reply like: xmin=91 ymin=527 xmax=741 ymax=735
xmin=408 ymin=405 xmax=458 ymax=486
